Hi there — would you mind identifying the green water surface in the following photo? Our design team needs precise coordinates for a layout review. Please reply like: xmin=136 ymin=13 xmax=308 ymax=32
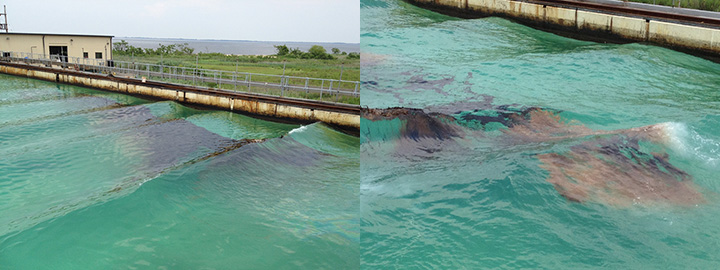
xmin=361 ymin=0 xmax=720 ymax=269
xmin=0 ymin=74 xmax=359 ymax=269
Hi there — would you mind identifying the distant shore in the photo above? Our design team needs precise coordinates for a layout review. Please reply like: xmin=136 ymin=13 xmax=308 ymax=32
xmin=119 ymin=37 xmax=360 ymax=56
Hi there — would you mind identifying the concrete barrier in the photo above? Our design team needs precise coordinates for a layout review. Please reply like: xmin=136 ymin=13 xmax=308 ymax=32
xmin=407 ymin=0 xmax=720 ymax=57
xmin=0 ymin=62 xmax=360 ymax=131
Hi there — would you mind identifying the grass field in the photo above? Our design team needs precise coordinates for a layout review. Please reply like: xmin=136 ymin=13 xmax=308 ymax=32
xmin=113 ymin=53 xmax=360 ymax=104
xmin=114 ymin=53 xmax=359 ymax=82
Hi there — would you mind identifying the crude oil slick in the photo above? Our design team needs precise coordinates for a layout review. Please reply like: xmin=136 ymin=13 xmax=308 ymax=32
xmin=361 ymin=0 xmax=720 ymax=268
xmin=0 ymin=73 xmax=359 ymax=269
xmin=363 ymin=106 xmax=707 ymax=207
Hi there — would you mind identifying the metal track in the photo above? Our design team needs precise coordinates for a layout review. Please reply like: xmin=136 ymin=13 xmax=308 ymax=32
xmin=532 ymin=0 xmax=720 ymax=27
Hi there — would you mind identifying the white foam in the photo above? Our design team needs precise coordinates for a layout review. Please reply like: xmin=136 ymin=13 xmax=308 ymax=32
xmin=662 ymin=122 xmax=720 ymax=167
xmin=661 ymin=122 xmax=689 ymax=153
xmin=289 ymin=125 xmax=308 ymax=134
xmin=689 ymin=129 xmax=720 ymax=167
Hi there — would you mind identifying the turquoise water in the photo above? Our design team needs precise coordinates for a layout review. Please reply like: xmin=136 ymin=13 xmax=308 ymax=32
xmin=361 ymin=0 xmax=720 ymax=269
xmin=0 ymin=74 xmax=359 ymax=269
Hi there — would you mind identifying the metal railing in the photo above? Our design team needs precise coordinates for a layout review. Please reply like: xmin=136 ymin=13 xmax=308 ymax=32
xmin=1 ymin=51 xmax=360 ymax=101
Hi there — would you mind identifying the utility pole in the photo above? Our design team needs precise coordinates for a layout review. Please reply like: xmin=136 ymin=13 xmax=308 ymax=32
xmin=0 ymin=5 xmax=8 ymax=33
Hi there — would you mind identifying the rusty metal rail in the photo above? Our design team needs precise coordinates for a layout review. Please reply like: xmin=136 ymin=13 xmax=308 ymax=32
xmin=530 ymin=0 xmax=720 ymax=27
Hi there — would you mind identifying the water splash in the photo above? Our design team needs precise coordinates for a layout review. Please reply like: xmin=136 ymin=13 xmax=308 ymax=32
xmin=289 ymin=125 xmax=308 ymax=134
xmin=663 ymin=122 xmax=720 ymax=167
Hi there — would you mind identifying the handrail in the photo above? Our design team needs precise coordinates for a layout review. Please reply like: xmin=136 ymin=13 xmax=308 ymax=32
xmin=0 ymin=51 xmax=360 ymax=100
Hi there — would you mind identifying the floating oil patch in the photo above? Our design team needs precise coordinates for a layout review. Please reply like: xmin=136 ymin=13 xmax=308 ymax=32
xmin=363 ymin=70 xmax=461 ymax=106
xmin=537 ymin=136 xmax=706 ymax=207
xmin=0 ymin=100 xmax=271 ymax=238
xmin=500 ymin=108 xmax=597 ymax=143
xmin=363 ymin=105 xmax=707 ymax=207
xmin=362 ymin=107 xmax=462 ymax=141
xmin=362 ymin=107 xmax=464 ymax=159
xmin=405 ymin=74 xmax=455 ymax=96
xmin=192 ymin=131 xmax=360 ymax=244
xmin=423 ymin=94 xmax=497 ymax=115
xmin=0 ymin=74 xmax=358 ymax=268
xmin=452 ymin=105 xmax=550 ymax=131
xmin=107 ymin=137 xmax=267 ymax=194
xmin=361 ymin=74 xmax=408 ymax=105
xmin=455 ymin=106 xmax=673 ymax=144
xmin=458 ymin=107 xmax=706 ymax=206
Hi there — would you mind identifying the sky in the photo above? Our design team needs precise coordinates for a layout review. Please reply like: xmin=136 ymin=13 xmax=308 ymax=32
xmin=1 ymin=0 xmax=359 ymax=43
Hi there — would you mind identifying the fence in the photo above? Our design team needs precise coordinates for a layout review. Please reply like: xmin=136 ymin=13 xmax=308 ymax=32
xmin=1 ymin=51 xmax=360 ymax=102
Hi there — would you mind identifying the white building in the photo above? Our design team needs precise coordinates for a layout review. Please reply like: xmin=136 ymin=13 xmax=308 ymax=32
xmin=0 ymin=32 xmax=113 ymax=63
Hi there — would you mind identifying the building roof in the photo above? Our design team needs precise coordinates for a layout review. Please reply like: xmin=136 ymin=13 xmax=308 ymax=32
xmin=0 ymin=32 xmax=113 ymax=38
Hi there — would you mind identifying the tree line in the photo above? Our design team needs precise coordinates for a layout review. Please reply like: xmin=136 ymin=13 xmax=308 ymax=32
xmin=113 ymin=40 xmax=195 ymax=56
xmin=112 ymin=40 xmax=360 ymax=60
xmin=274 ymin=45 xmax=359 ymax=60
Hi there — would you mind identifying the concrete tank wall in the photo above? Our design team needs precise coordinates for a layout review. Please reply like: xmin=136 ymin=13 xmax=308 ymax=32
xmin=410 ymin=0 xmax=720 ymax=56
xmin=0 ymin=63 xmax=360 ymax=130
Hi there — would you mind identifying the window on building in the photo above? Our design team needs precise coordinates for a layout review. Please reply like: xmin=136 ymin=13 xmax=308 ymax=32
xmin=2 ymin=52 xmax=10 ymax=58
xmin=83 ymin=52 xmax=88 ymax=58
xmin=95 ymin=52 xmax=102 ymax=59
